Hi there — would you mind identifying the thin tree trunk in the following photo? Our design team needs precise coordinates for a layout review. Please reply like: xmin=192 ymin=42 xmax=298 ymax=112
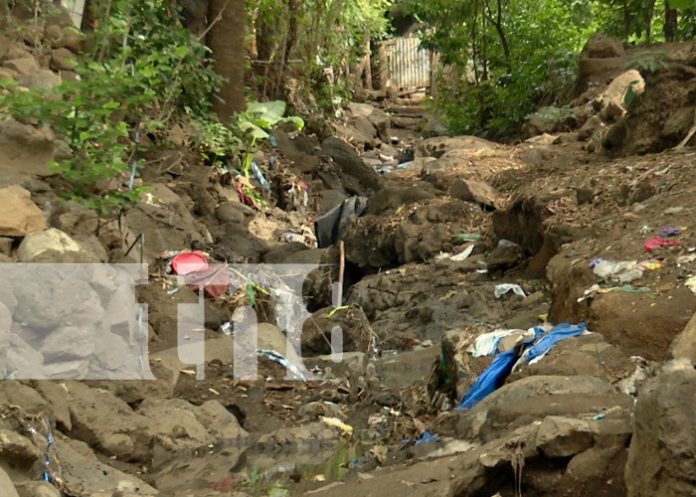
xmin=364 ymin=35 xmax=373 ymax=90
xmin=664 ymin=4 xmax=678 ymax=42
xmin=207 ymin=0 xmax=246 ymax=120
xmin=645 ymin=0 xmax=656 ymax=43
xmin=484 ymin=0 xmax=511 ymax=71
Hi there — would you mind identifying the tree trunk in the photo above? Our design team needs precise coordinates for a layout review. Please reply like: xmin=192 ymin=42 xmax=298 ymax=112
xmin=207 ymin=0 xmax=246 ymax=121
xmin=664 ymin=4 xmax=678 ymax=42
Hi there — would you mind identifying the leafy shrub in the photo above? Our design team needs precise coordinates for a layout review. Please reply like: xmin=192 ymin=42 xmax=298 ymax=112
xmin=0 ymin=0 xmax=222 ymax=213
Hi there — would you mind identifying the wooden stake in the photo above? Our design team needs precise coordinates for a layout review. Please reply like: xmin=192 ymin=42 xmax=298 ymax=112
xmin=336 ymin=241 xmax=345 ymax=307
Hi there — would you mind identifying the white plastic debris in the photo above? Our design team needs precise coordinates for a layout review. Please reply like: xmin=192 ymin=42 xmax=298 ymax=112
xmin=468 ymin=330 xmax=515 ymax=357
xmin=494 ymin=284 xmax=526 ymax=299
xmin=592 ymin=259 xmax=643 ymax=283
xmin=686 ymin=275 xmax=696 ymax=295
xmin=451 ymin=244 xmax=475 ymax=262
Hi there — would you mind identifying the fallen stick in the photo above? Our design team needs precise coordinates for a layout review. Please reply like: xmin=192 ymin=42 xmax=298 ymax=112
xmin=675 ymin=105 xmax=696 ymax=151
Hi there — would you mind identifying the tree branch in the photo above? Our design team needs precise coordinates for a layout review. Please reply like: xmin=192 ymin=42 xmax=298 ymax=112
xmin=197 ymin=0 xmax=232 ymax=42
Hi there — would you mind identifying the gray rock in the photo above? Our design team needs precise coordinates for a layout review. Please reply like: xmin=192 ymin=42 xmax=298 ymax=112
xmin=18 ymin=70 xmax=61 ymax=90
xmin=125 ymin=184 xmax=211 ymax=264
xmin=40 ymin=326 xmax=95 ymax=362
xmin=535 ymin=416 xmax=594 ymax=457
xmin=457 ymin=375 xmax=622 ymax=441
xmin=66 ymin=382 xmax=153 ymax=462
xmin=301 ymin=305 xmax=374 ymax=357
xmin=17 ymin=228 xmax=99 ymax=262
xmin=56 ymin=438 xmax=158 ymax=497
xmin=0 ymin=466 xmax=19 ymax=497
xmin=15 ymin=481 xmax=61 ymax=497
xmin=49 ymin=48 xmax=76 ymax=71
xmin=10 ymin=265 xmax=104 ymax=330
xmin=0 ymin=185 xmax=47 ymax=237
xmin=577 ymin=115 xmax=604 ymax=141
xmin=0 ymin=382 xmax=48 ymax=413
xmin=322 ymin=137 xmax=381 ymax=192
xmin=449 ymin=179 xmax=499 ymax=210
xmin=0 ymin=119 xmax=56 ymax=176
xmin=3 ymin=57 xmax=38 ymax=76
xmin=663 ymin=107 xmax=696 ymax=140
xmin=0 ymin=429 xmax=42 ymax=470
xmin=670 ymin=312 xmax=696 ymax=364
xmin=43 ymin=25 xmax=83 ymax=52
xmin=626 ymin=365 xmax=696 ymax=497
xmin=138 ymin=398 xmax=213 ymax=454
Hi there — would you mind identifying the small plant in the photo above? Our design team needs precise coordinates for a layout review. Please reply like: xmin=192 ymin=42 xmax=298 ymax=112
xmin=0 ymin=0 xmax=222 ymax=214
xmin=624 ymin=50 xmax=669 ymax=75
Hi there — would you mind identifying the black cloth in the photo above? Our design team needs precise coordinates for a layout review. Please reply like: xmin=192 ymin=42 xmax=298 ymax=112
xmin=315 ymin=196 xmax=368 ymax=248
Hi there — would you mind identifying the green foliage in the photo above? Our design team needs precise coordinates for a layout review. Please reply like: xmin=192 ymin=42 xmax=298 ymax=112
xmin=0 ymin=0 xmax=221 ymax=214
xmin=410 ymin=0 xmax=592 ymax=134
xmin=250 ymin=0 xmax=393 ymax=109
xmin=624 ymin=49 xmax=669 ymax=73
xmin=233 ymin=101 xmax=305 ymax=142
xmin=668 ymin=0 xmax=696 ymax=8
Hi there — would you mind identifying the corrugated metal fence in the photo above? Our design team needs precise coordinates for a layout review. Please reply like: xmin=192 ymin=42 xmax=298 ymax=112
xmin=60 ymin=0 xmax=86 ymax=29
xmin=382 ymin=36 xmax=432 ymax=90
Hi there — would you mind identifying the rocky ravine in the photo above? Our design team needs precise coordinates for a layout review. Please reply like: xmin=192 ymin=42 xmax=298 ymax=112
xmin=0 ymin=25 xmax=695 ymax=497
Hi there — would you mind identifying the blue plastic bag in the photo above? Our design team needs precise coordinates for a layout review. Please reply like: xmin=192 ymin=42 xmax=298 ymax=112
xmin=456 ymin=350 xmax=518 ymax=410
xmin=518 ymin=323 xmax=587 ymax=365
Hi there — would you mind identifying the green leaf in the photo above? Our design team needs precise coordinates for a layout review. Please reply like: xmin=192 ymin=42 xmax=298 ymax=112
xmin=246 ymin=280 xmax=256 ymax=307
xmin=668 ymin=0 xmax=696 ymax=8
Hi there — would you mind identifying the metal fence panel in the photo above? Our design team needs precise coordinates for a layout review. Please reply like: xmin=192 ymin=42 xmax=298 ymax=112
xmin=60 ymin=0 xmax=86 ymax=29
xmin=383 ymin=36 xmax=431 ymax=90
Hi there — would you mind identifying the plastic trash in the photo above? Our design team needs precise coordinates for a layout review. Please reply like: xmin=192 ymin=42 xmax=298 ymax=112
xmin=456 ymin=350 xmax=518 ymax=410
xmin=678 ymin=254 xmax=696 ymax=265
xmin=414 ymin=431 xmax=440 ymax=445
xmin=281 ymin=232 xmax=306 ymax=244
xmin=250 ymin=161 xmax=271 ymax=192
xmin=644 ymin=235 xmax=681 ymax=252
xmin=592 ymin=259 xmax=642 ymax=283
xmin=315 ymin=196 xmax=368 ymax=248
xmin=171 ymin=252 xmax=209 ymax=275
xmin=320 ymin=416 xmax=353 ymax=436
xmin=255 ymin=349 xmax=307 ymax=381
xmin=494 ymin=284 xmax=526 ymax=299
xmin=659 ymin=226 xmax=681 ymax=238
xmin=686 ymin=276 xmax=696 ymax=295
xmin=517 ymin=323 xmax=587 ymax=366
xmin=468 ymin=329 xmax=537 ymax=357
xmin=454 ymin=232 xmax=482 ymax=243
xmin=451 ymin=244 xmax=476 ymax=262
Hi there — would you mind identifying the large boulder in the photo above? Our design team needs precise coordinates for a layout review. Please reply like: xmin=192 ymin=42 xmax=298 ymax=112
xmin=0 ymin=467 xmax=19 ymax=497
xmin=449 ymin=178 xmax=499 ymax=210
xmin=137 ymin=398 xmax=248 ymax=456
xmin=17 ymin=228 xmax=99 ymax=262
xmin=456 ymin=375 xmax=629 ymax=442
xmin=65 ymin=382 xmax=154 ymax=462
xmin=626 ymin=364 xmax=696 ymax=497
xmin=321 ymin=137 xmax=382 ymax=193
xmin=509 ymin=333 xmax=637 ymax=388
xmin=670 ymin=312 xmax=696 ymax=363
xmin=0 ymin=119 xmax=56 ymax=176
xmin=301 ymin=305 xmax=374 ymax=356
xmin=125 ymin=184 xmax=212 ymax=263
xmin=55 ymin=439 xmax=158 ymax=497
xmin=0 ymin=185 xmax=47 ymax=236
